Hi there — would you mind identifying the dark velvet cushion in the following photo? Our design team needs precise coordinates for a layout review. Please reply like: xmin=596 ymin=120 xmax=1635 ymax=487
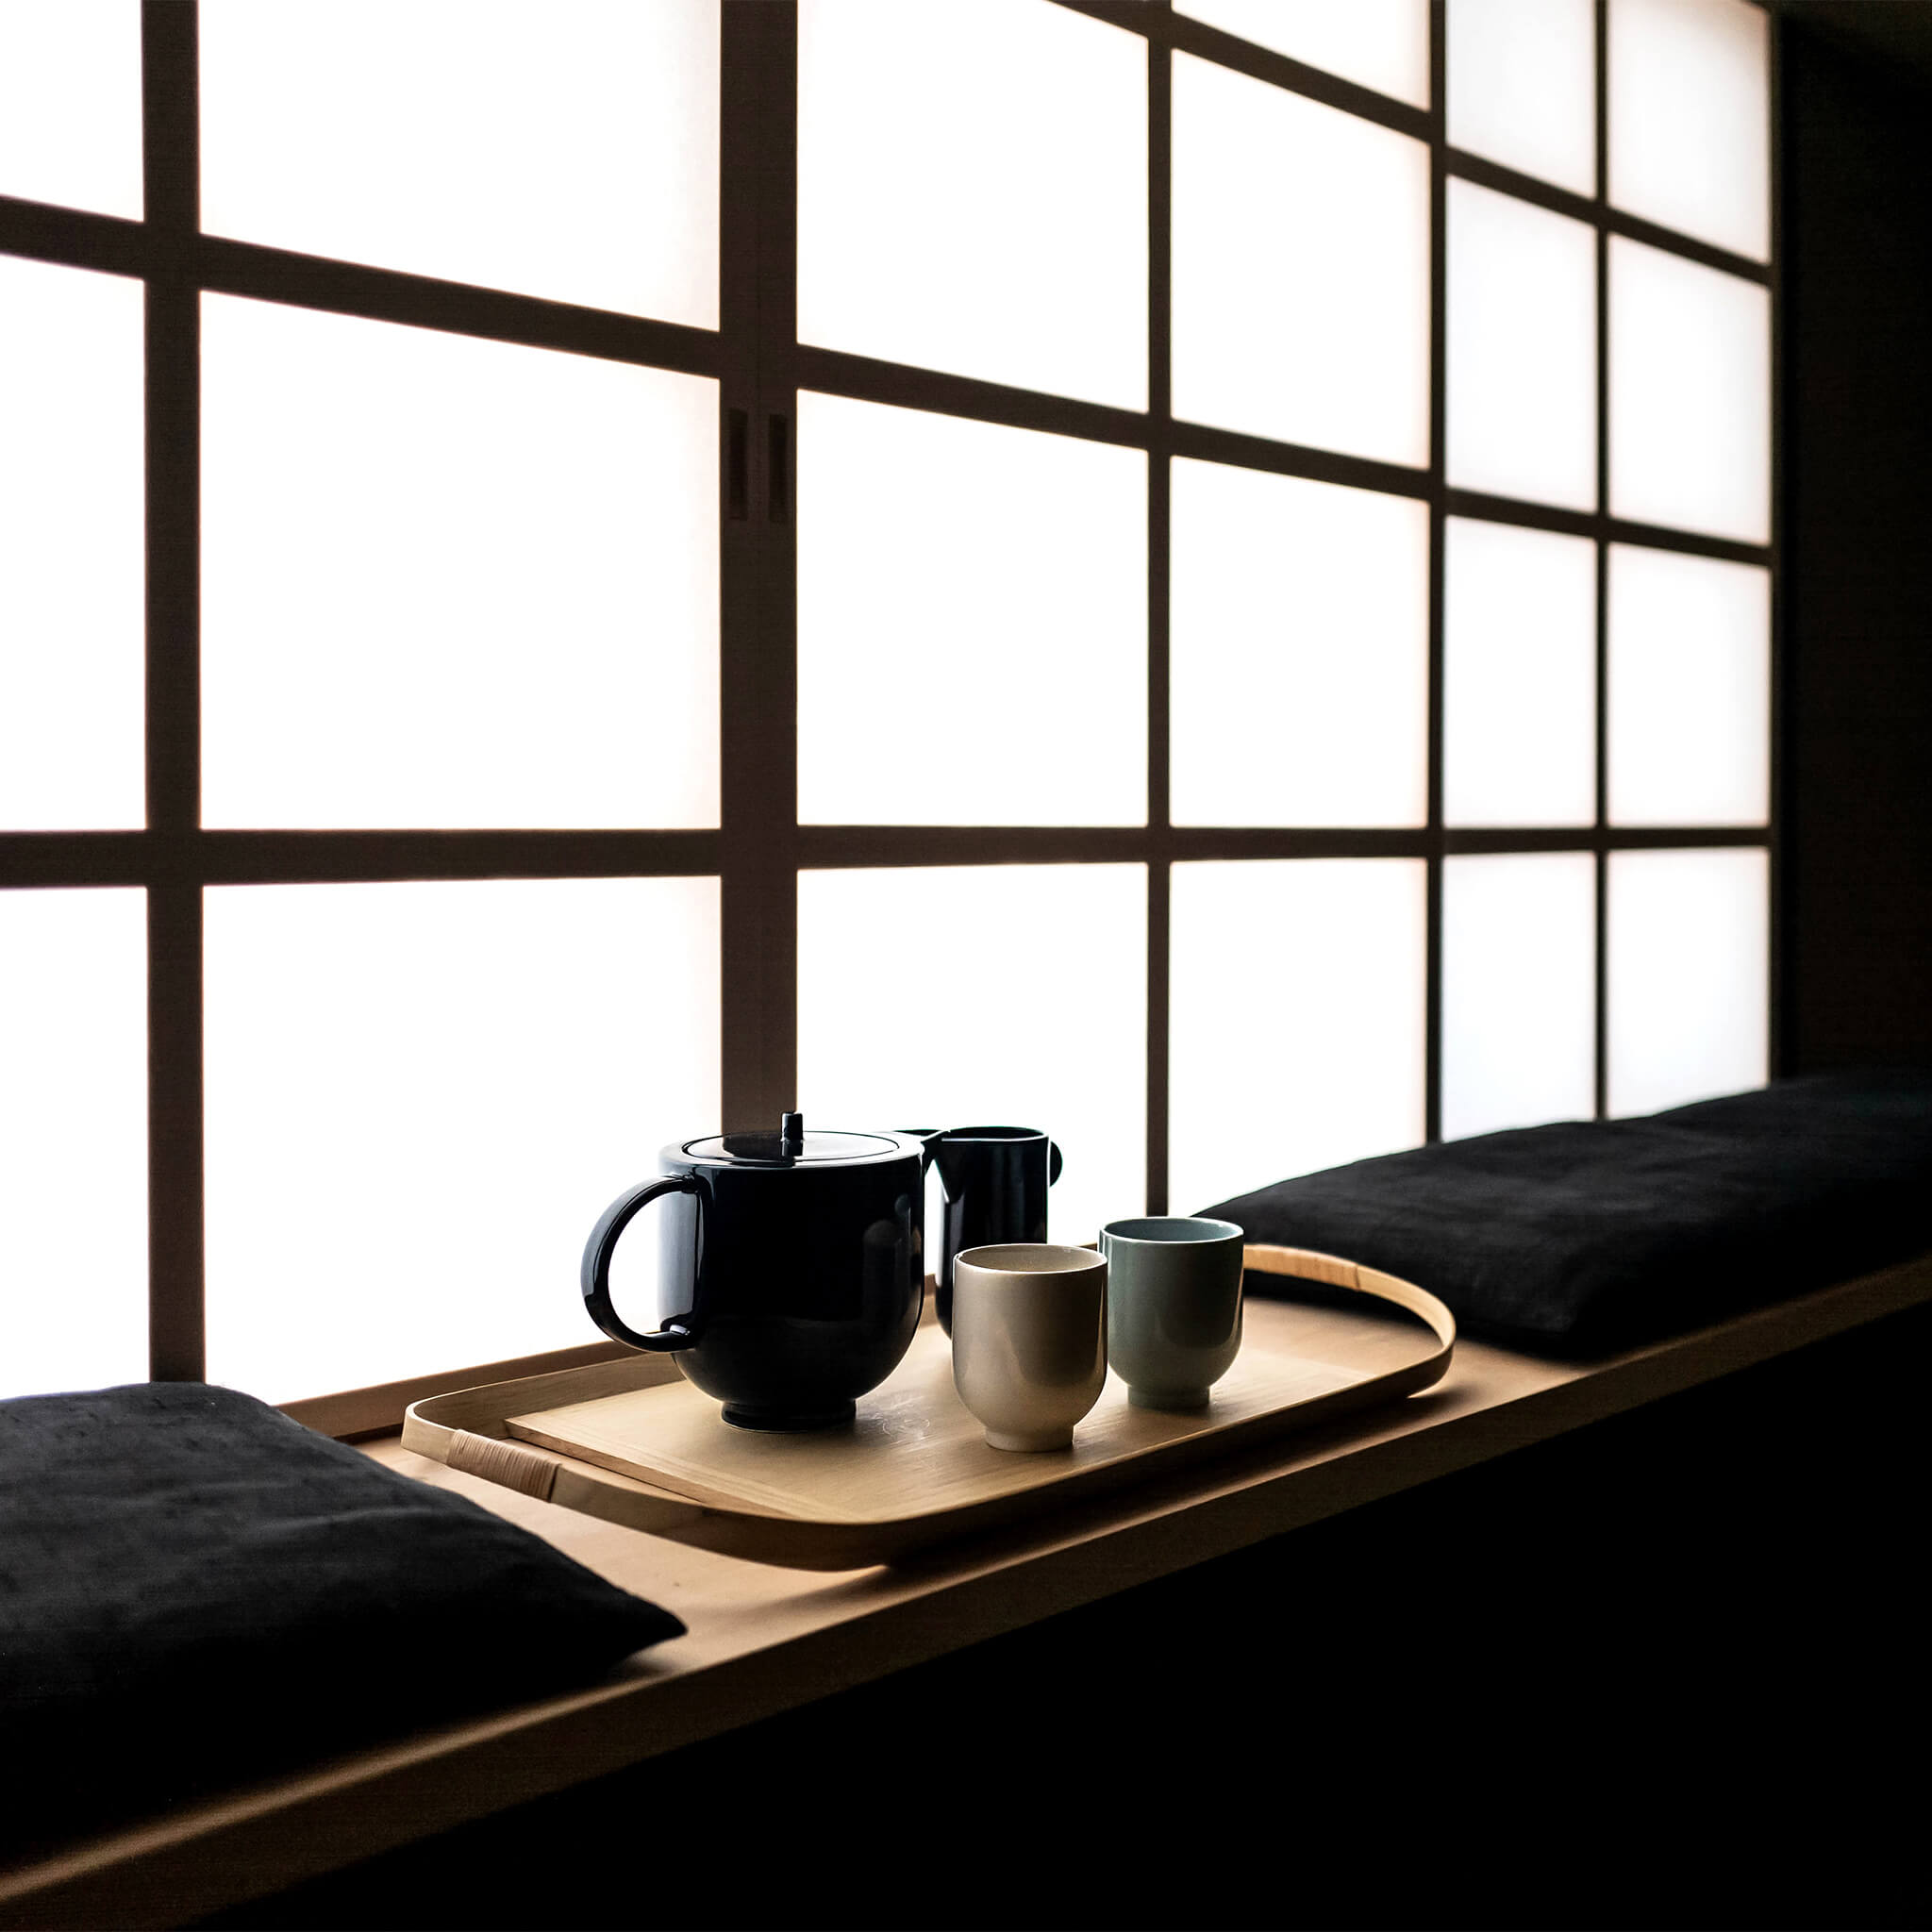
xmin=0 ymin=1382 xmax=682 ymax=1854
xmin=1203 ymin=1071 xmax=1932 ymax=1355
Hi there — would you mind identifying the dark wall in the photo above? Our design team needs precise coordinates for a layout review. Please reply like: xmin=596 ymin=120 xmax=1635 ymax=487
xmin=1781 ymin=21 xmax=1932 ymax=1070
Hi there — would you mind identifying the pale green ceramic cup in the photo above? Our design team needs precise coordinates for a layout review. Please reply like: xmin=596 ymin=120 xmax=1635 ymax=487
xmin=1099 ymin=1216 xmax=1245 ymax=1410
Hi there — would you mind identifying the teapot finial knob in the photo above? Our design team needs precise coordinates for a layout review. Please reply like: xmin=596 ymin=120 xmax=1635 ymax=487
xmin=780 ymin=1111 xmax=804 ymax=1157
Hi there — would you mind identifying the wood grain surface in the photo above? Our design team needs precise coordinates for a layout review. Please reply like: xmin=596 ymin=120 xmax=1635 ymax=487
xmin=413 ymin=1246 xmax=1455 ymax=1564
xmin=507 ymin=1296 xmax=1435 ymax=1522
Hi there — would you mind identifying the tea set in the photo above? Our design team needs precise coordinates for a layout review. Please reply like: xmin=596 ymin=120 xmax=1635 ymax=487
xmin=580 ymin=1114 xmax=1245 ymax=1451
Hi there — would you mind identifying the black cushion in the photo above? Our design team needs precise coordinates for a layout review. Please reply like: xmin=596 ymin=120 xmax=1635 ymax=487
xmin=0 ymin=1381 xmax=682 ymax=1854
xmin=1203 ymin=1071 xmax=1932 ymax=1355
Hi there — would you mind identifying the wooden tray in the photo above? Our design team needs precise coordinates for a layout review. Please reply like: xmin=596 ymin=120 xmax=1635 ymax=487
xmin=402 ymin=1245 xmax=1455 ymax=1570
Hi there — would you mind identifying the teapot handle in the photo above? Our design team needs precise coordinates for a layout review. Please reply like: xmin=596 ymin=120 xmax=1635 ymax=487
xmin=580 ymin=1174 xmax=706 ymax=1352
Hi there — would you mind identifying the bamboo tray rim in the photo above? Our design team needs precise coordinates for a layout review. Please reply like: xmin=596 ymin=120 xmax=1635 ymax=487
xmin=401 ymin=1244 xmax=1456 ymax=1567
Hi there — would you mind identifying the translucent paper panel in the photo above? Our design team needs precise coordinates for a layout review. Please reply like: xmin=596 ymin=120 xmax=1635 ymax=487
xmin=1607 ymin=847 xmax=1767 ymax=1117
xmin=0 ymin=258 xmax=144 ymax=831
xmin=0 ymin=890 xmax=147 ymax=1398
xmin=797 ymin=866 xmax=1145 ymax=1247
xmin=1171 ymin=458 xmax=1428 ymax=828
xmin=1179 ymin=0 xmax=1429 ymax=108
xmin=1608 ymin=546 xmax=1769 ymax=826
xmin=1609 ymin=239 xmax=1770 ymax=545
xmin=1609 ymin=0 xmax=1769 ymax=262
xmin=0 ymin=0 xmax=142 ymax=218
xmin=798 ymin=0 xmax=1144 ymax=410
xmin=1446 ymin=0 xmax=1595 ymax=196
xmin=1442 ymin=519 xmax=1596 ymax=828
xmin=199 ymin=1 xmax=717 ymax=325
xmin=1446 ymin=180 xmax=1596 ymax=512
xmin=1442 ymin=854 xmax=1596 ymax=1141
xmin=1173 ymin=55 xmax=1431 ymax=468
xmin=201 ymin=297 xmax=718 ymax=830
xmin=797 ymin=394 xmax=1145 ymax=825
xmin=1170 ymin=860 xmax=1426 ymax=1212
xmin=204 ymin=878 xmax=719 ymax=1403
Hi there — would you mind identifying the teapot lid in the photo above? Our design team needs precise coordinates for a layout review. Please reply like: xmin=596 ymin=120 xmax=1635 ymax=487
xmin=681 ymin=1112 xmax=908 ymax=1169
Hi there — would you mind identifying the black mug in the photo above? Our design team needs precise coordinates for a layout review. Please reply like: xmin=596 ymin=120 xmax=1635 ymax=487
xmin=918 ymin=1126 xmax=1064 ymax=1336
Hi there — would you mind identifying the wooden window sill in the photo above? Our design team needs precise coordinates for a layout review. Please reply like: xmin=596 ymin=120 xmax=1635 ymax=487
xmin=5 ymin=1250 xmax=1929 ymax=1930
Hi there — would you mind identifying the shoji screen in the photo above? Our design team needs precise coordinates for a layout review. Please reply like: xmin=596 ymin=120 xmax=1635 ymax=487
xmin=1440 ymin=0 xmax=1772 ymax=1139
xmin=795 ymin=0 xmax=1152 ymax=1242
xmin=2 ymin=3 xmax=724 ymax=1407
xmin=0 ymin=0 xmax=1773 ymax=1409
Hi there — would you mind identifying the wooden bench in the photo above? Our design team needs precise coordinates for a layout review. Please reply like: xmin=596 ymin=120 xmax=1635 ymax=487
xmin=5 ymin=1249 xmax=1928 ymax=1930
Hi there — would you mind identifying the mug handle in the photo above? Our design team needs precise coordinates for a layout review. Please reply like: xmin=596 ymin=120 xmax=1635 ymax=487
xmin=1049 ymin=1141 xmax=1063 ymax=1186
xmin=580 ymin=1175 xmax=707 ymax=1352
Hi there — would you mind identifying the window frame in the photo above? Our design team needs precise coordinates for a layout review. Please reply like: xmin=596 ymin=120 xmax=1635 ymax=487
xmin=0 ymin=0 xmax=1778 ymax=1424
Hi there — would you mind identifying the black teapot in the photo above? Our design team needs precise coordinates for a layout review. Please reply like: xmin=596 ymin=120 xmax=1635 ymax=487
xmin=581 ymin=1114 xmax=928 ymax=1431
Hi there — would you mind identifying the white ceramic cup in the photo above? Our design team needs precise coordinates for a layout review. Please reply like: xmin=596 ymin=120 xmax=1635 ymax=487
xmin=950 ymin=1243 xmax=1108 ymax=1452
